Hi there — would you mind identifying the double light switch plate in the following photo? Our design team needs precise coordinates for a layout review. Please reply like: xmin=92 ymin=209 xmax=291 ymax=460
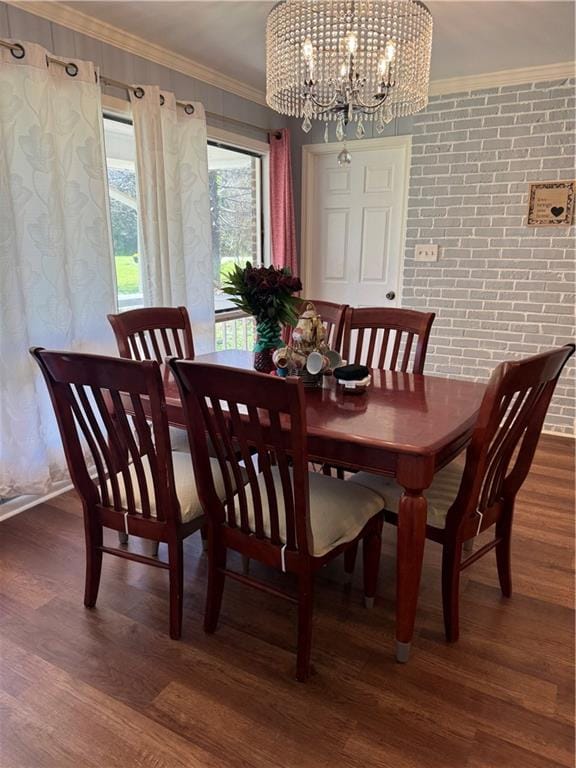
xmin=414 ymin=244 xmax=439 ymax=262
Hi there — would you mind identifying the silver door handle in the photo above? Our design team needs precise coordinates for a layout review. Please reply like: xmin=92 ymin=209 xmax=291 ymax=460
xmin=386 ymin=291 xmax=396 ymax=300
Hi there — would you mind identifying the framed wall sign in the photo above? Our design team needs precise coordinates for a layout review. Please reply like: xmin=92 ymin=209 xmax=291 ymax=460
xmin=527 ymin=180 xmax=575 ymax=227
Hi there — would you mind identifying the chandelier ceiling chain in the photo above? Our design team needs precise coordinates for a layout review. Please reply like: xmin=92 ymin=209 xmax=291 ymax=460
xmin=266 ymin=0 xmax=433 ymax=143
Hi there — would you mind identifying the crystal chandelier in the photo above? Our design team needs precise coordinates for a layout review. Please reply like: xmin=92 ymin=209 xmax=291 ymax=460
xmin=266 ymin=0 xmax=433 ymax=141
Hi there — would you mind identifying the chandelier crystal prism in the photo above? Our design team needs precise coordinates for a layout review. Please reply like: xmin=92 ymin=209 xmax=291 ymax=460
xmin=266 ymin=0 xmax=433 ymax=139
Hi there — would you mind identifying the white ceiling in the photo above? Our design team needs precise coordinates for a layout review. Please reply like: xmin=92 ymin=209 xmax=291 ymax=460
xmin=65 ymin=1 xmax=575 ymax=93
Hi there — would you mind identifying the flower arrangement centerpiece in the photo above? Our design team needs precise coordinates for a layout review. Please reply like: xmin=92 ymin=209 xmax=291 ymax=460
xmin=222 ymin=262 xmax=302 ymax=372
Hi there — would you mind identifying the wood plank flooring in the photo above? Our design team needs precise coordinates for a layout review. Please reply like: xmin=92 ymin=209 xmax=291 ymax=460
xmin=0 ymin=434 xmax=573 ymax=768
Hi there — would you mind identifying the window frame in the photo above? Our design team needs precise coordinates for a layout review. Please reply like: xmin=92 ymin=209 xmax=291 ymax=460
xmin=102 ymin=104 xmax=142 ymax=312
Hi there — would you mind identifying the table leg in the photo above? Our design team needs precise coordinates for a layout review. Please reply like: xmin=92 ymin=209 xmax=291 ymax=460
xmin=396 ymin=490 xmax=428 ymax=663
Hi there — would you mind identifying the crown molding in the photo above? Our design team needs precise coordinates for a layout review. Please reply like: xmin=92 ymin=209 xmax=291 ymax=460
xmin=429 ymin=61 xmax=576 ymax=96
xmin=5 ymin=0 xmax=268 ymax=107
xmin=6 ymin=2 xmax=575 ymax=106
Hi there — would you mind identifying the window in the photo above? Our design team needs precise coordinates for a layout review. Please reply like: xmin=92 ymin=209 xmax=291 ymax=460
xmin=103 ymin=116 xmax=143 ymax=310
xmin=208 ymin=142 xmax=264 ymax=312
xmin=102 ymin=121 xmax=266 ymax=317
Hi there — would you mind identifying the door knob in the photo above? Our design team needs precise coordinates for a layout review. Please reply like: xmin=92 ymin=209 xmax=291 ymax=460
xmin=386 ymin=291 xmax=396 ymax=301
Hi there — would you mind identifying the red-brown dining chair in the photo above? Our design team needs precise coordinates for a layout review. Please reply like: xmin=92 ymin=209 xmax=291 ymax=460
xmin=169 ymin=359 xmax=385 ymax=682
xmin=349 ymin=344 xmax=575 ymax=642
xmin=325 ymin=307 xmax=435 ymax=484
xmin=107 ymin=306 xmax=194 ymax=362
xmin=107 ymin=306 xmax=194 ymax=454
xmin=282 ymin=299 xmax=348 ymax=352
xmin=341 ymin=307 xmax=435 ymax=374
xmin=30 ymin=348 xmax=227 ymax=640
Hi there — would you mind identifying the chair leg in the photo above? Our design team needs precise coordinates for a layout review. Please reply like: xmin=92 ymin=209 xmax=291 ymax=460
xmin=167 ymin=539 xmax=184 ymax=640
xmin=204 ymin=538 xmax=226 ymax=634
xmin=496 ymin=503 xmax=514 ymax=598
xmin=118 ymin=532 xmax=128 ymax=546
xmin=441 ymin=542 xmax=462 ymax=643
xmin=241 ymin=555 xmax=250 ymax=575
xmin=362 ymin=522 xmax=383 ymax=609
xmin=200 ymin=525 xmax=208 ymax=552
xmin=296 ymin=571 xmax=315 ymax=683
xmin=84 ymin=523 xmax=103 ymax=608
xmin=142 ymin=539 xmax=159 ymax=557
xmin=343 ymin=543 xmax=358 ymax=584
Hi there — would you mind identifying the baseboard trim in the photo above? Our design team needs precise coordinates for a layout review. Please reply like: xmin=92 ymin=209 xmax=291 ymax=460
xmin=541 ymin=427 xmax=576 ymax=439
xmin=0 ymin=481 xmax=73 ymax=523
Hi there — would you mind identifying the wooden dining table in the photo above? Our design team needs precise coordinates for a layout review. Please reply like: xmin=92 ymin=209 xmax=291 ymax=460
xmin=154 ymin=349 xmax=486 ymax=662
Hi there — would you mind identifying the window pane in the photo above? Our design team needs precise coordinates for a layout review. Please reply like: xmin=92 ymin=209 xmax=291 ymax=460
xmin=208 ymin=144 xmax=261 ymax=312
xmin=103 ymin=117 xmax=143 ymax=310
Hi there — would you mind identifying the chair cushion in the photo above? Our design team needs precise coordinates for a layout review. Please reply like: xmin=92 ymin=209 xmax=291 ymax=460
xmin=348 ymin=457 xmax=465 ymax=529
xmin=110 ymin=451 xmax=236 ymax=524
xmin=168 ymin=426 xmax=219 ymax=459
xmin=242 ymin=468 xmax=384 ymax=557
xmin=169 ymin=425 xmax=190 ymax=453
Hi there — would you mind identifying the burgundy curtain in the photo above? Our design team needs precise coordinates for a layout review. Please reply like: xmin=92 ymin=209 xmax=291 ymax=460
xmin=269 ymin=128 xmax=298 ymax=275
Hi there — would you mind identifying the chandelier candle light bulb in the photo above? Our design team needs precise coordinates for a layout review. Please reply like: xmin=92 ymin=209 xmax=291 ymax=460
xmin=345 ymin=31 xmax=358 ymax=55
xmin=385 ymin=39 xmax=397 ymax=63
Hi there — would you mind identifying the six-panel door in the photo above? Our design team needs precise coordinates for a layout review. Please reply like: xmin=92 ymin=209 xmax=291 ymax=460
xmin=304 ymin=137 xmax=411 ymax=308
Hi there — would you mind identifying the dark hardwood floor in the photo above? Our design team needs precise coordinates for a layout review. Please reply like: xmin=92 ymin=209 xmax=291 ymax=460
xmin=0 ymin=434 xmax=574 ymax=767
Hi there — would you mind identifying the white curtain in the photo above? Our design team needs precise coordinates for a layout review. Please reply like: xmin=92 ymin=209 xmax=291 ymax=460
xmin=130 ymin=87 xmax=214 ymax=353
xmin=0 ymin=41 xmax=116 ymax=497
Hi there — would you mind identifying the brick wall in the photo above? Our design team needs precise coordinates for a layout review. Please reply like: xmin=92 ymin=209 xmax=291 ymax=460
xmin=402 ymin=79 xmax=575 ymax=433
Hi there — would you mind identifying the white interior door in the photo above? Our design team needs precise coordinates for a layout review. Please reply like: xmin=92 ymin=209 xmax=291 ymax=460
xmin=303 ymin=137 xmax=411 ymax=308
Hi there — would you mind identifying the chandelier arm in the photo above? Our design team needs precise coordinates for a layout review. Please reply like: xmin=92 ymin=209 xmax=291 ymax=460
xmin=353 ymin=93 xmax=389 ymax=112
xmin=305 ymin=92 xmax=341 ymax=112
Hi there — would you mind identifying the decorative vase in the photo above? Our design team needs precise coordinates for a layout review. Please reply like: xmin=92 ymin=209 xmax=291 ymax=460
xmin=254 ymin=319 xmax=281 ymax=373
xmin=254 ymin=347 xmax=276 ymax=373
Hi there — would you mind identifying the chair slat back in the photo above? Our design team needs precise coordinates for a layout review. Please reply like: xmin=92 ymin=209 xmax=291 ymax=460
xmin=341 ymin=307 xmax=435 ymax=374
xmin=170 ymin=361 xmax=312 ymax=556
xmin=108 ymin=307 xmax=194 ymax=364
xmin=31 ymin=348 xmax=179 ymax=526
xmin=447 ymin=344 xmax=575 ymax=534
xmin=282 ymin=299 xmax=347 ymax=352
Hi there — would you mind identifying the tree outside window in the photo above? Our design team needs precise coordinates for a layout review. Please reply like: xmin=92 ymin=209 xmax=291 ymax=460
xmin=208 ymin=144 xmax=262 ymax=312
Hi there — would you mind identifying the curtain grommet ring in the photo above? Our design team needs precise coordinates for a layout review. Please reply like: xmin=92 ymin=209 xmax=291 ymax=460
xmin=65 ymin=62 xmax=79 ymax=77
xmin=160 ymin=94 xmax=165 ymax=106
xmin=133 ymin=86 xmax=145 ymax=99
xmin=184 ymin=104 xmax=194 ymax=115
xmin=10 ymin=43 xmax=25 ymax=60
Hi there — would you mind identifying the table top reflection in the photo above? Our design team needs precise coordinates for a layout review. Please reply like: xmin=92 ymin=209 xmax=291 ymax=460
xmin=162 ymin=350 xmax=486 ymax=459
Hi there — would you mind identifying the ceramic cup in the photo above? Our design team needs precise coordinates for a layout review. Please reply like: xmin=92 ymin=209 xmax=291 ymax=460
xmin=306 ymin=351 xmax=329 ymax=376
xmin=325 ymin=349 xmax=343 ymax=371
xmin=272 ymin=347 xmax=291 ymax=369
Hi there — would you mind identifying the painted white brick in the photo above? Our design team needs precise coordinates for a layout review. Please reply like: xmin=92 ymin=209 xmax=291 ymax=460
xmin=402 ymin=81 xmax=575 ymax=434
xmin=500 ymin=126 xmax=533 ymax=138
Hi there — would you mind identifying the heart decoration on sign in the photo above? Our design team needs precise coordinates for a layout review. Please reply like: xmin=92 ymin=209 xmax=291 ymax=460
xmin=550 ymin=206 xmax=565 ymax=217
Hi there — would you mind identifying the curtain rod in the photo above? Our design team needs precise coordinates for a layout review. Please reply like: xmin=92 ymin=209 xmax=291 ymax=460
xmin=0 ymin=38 xmax=279 ymax=137
xmin=101 ymin=75 xmax=277 ymax=137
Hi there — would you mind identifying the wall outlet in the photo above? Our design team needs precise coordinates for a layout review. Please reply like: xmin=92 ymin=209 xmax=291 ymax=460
xmin=415 ymin=243 xmax=439 ymax=262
